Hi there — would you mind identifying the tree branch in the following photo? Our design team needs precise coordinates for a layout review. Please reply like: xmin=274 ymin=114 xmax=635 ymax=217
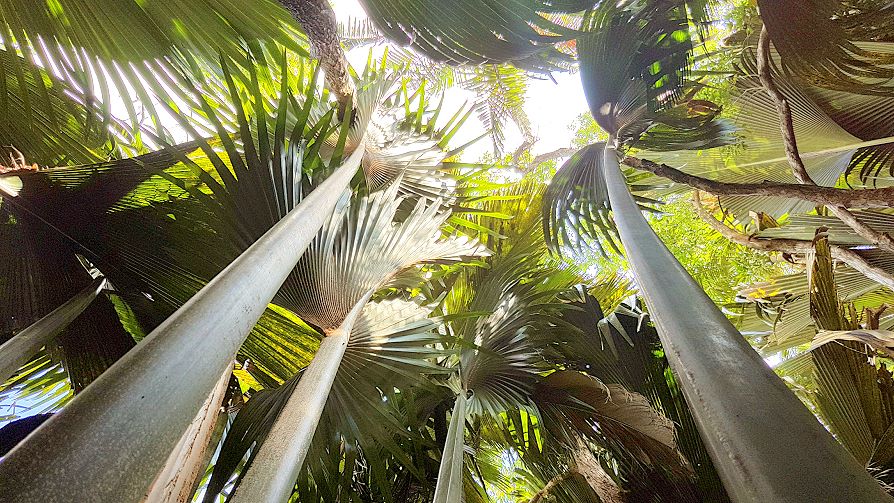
xmin=621 ymin=155 xmax=894 ymax=209
xmin=757 ymin=25 xmax=894 ymax=254
xmin=531 ymin=147 xmax=577 ymax=168
xmin=756 ymin=26 xmax=812 ymax=186
xmin=691 ymin=191 xmax=894 ymax=290
xmin=279 ymin=0 xmax=354 ymax=114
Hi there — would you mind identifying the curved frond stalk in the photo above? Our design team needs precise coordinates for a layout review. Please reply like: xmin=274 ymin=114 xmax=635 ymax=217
xmin=229 ymin=295 xmax=369 ymax=503
xmin=433 ymin=393 xmax=467 ymax=503
xmin=0 ymin=277 xmax=104 ymax=385
xmin=0 ymin=146 xmax=363 ymax=503
xmin=602 ymin=142 xmax=892 ymax=501
xmin=203 ymin=298 xmax=444 ymax=502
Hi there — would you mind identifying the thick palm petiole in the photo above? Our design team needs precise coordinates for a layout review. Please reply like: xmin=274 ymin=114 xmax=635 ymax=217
xmin=0 ymin=146 xmax=365 ymax=503
xmin=230 ymin=291 xmax=372 ymax=503
xmin=0 ymin=277 xmax=105 ymax=385
xmin=602 ymin=142 xmax=892 ymax=502
xmin=432 ymin=393 xmax=467 ymax=503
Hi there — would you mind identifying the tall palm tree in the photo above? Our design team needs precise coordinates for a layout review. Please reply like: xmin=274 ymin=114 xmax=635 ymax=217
xmin=535 ymin=2 xmax=893 ymax=500
xmin=1 ymin=1 xmax=894 ymax=501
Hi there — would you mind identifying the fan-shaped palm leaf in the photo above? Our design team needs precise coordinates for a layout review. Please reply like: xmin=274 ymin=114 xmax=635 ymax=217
xmin=757 ymin=0 xmax=894 ymax=93
xmin=357 ymin=0 xmax=586 ymax=73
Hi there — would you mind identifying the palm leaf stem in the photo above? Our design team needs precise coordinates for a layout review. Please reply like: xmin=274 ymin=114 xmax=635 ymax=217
xmin=0 ymin=277 xmax=105 ymax=385
xmin=0 ymin=145 xmax=365 ymax=503
xmin=432 ymin=393 xmax=467 ymax=503
xmin=622 ymin=155 xmax=894 ymax=209
xmin=229 ymin=292 xmax=371 ymax=503
xmin=145 ymin=366 xmax=232 ymax=503
xmin=603 ymin=141 xmax=891 ymax=502
xmin=757 ymin=25 xmax=894 ymax=255
xmin=691 ymin=190 xmax=894 ymax=291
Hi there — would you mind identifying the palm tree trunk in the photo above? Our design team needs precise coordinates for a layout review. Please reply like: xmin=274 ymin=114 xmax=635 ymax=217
xmin=527 ymin=440 xmax=625 ymax=503
xmin=432 ymin=393 xmax=468 ymax=503
xmin=229 ymin=293 xmax=370 ymax=503
xmin=144 ymin=367 xmax=232 ymax=503
xmin=602 ymin=143 xmax=892 ymax=502
xmin=279 ymin=0 xmax=354 ymax=114
xmin=0 ymin=146 xmax=364 ymax=503
xmin=528 ymin=471 xmax=574 ymax=503
xmin=0 ymin=277 xmax=105 ymax=384
xmin=571 ymin=438 xmax=625 ymax=503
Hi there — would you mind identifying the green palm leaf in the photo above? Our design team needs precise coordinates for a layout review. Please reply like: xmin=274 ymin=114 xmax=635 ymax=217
xmin=357 ymin=0 xmax=585 ymax=73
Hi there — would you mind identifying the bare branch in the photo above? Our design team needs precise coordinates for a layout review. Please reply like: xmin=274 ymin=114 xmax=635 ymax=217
xmin=692 ymin=191 xmax=894 ymax=290
xmin=622 ymin=155 xmax=894 ymax=208
xmin=757 ymin=26 xmax=894 ymax=254
xmin=757 ymin=26 xmax=812 ymax=186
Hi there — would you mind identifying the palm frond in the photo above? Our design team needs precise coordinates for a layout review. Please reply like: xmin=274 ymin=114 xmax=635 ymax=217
xmin=543 ymin=143 xmax=615 ymax=255
xmin=277 ymin=181 xmax=487 ymax=332
xmin=757 ymin=0 xmax=894 ymax=94
xmin=534 ymin=370 xmax=683 ymax=470
xmin=541 ymin=142 xmax=659 ymax=256
xmin=577 ymin=3 xmax=697 ymax=139
xmin=758 ymin=211 xmax=894 ymax=246
xmin=357 ymin=0 xmax=583 ymax=73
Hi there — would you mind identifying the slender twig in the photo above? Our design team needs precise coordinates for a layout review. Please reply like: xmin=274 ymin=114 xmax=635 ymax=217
xmin=692 ymin=191 xmax=894 ymax=290
xmin=622 ymin=155 xmax=894 ymax=208
xmin=757 ymin=25 xmax=894 ymax=254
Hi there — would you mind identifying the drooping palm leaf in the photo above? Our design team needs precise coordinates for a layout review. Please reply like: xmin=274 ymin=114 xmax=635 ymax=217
xmin=533 ymin=371 xmax=686 ymax=472
xmin=357 ymin=0 xmax=585 ymax=73
xmin=545 ymin=291 xmax=730 ymax=501
xmin=757 ymin=0 xmax=894 ymax=93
